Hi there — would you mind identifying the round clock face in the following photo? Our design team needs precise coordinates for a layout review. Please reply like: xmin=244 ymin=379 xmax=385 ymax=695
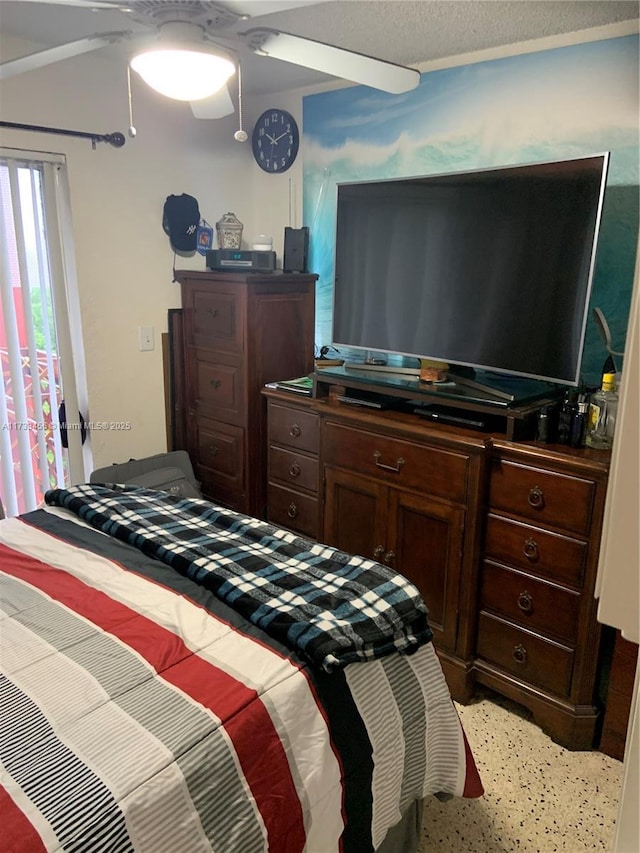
xmin=252 ymin=109 xmax=299 ymax=174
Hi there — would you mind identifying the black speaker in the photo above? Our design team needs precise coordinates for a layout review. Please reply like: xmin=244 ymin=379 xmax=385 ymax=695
xmin=283 ymin=226 xmax=309 ymax=273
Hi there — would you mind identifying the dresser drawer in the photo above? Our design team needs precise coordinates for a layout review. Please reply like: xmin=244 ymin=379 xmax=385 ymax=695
xmin=269 ymin=446 xmax=319 ymax=494
xmin=476 ymin=612 xmax=574 ymax=697
xmin=268 ymin=483 xmax=318 ymax=539
xmin=484 ymin=514 xmax=587 ymax=587
xmin=191 ymin=352 xmax=244 ymax=424
xmin=489 ymin=459 xmax=595 ymax=535
xmin=481 ymin=561 xmax=580 ymax=645
xmin=324 ymin=422 xmax=469 ymax=504
xmin=269 ymin=403 xmax=319 ymax=453
xmin=190 ymin=288 xmax=242 ymax=351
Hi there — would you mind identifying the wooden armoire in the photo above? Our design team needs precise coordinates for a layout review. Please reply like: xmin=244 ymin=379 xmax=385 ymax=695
xmin=173 ymin=269 xmax=316 ymax=518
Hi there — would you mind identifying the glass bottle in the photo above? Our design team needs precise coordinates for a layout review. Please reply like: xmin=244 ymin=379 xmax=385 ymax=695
xmin=585 ymin=373 xmax=618 ymax=449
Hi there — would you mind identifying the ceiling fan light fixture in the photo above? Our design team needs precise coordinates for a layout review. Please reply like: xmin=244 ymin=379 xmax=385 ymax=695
xmin=130 ymin=47 xmax=235 ymax=101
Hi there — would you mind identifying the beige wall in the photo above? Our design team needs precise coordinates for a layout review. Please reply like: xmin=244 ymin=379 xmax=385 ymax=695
xmin=0 ymin=35 xmax=308 ymax=470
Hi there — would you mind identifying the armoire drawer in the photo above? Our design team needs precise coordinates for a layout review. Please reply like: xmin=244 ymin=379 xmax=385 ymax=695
xmin=489 ymin=459 xmax=595 ymax=535
xmin=269 ymin=446 xmax=319 ymax=494
xmin=193 ymin=416 xmax=245 ymax=489
xmin=190 ymin=288 xmax=243 ymax=351
xmin=480 ymin=561 xmax=580 ymax=645
xmin=484 ymin=514 xmax=587 ymax=587
xmin=191 ymin=353 xmax=245 ymax=424
xmin=323 ymin=421 xmax=469 ymax=504
xmin=476 ymin=612 xmax=574 ymax=697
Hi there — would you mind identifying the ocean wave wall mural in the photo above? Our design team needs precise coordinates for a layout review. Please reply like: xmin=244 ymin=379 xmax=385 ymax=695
xmin=302 ymin=35 xmax=639 ymax=385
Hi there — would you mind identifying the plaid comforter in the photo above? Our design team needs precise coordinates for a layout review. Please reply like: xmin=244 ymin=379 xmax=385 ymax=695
xmin=45 ymin=485 xmax=433 ymax=672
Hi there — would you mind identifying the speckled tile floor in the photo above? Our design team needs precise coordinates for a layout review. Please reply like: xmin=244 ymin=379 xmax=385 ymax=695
xmin=419 ymin=690 xmax=623 ymax=852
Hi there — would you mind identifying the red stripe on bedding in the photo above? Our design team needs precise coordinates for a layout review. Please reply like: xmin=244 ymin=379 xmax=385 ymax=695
xmin=1 ymin=542 xmax=307 ymax=852
xmin=0 ymin=785 xmax=47 ymax=853
xmin=461 ymin=730 xmax=484 ymax=798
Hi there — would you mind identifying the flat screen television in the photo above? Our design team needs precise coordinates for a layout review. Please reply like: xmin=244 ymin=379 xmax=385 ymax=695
xmin=332 ymin=154 xmax=609 ymax=391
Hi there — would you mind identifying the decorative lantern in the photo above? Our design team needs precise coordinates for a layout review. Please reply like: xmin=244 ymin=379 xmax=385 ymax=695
xmin=216 ymin=212 xmax=244 ymax=249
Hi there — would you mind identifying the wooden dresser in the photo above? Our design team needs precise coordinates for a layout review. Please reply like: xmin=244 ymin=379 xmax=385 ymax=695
xmin=263 ymin=387 xmax=613 ymax=749
xmin=476 ymin=440 xmax=610 ymax=749
xmin=175 ymin=270 xmax=316 ymax=517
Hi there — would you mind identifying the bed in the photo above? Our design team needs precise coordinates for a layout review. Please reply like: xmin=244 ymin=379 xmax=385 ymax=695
xmin=0 ymin=484 xmax=482 ymax=852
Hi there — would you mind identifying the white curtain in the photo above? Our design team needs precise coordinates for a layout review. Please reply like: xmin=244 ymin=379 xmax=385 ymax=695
xmin=0 ymin=148 xmax=89 ymax=516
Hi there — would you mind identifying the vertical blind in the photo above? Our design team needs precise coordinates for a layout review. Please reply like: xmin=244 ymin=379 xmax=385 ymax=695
xmin=0 ymin=150 xmax=88 ymax=516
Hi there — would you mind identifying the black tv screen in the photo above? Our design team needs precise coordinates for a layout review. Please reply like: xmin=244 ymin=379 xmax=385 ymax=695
xmin=332 ymin=154 xmax=609 ymax=386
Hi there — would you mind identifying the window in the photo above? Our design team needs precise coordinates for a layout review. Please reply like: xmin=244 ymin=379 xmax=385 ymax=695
xmin=0 ymin=149 xmax=90 ymax=516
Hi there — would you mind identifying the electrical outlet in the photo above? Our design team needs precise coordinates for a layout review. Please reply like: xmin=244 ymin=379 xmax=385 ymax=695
xmin=138 ymin=326 xmax=154 ymax=352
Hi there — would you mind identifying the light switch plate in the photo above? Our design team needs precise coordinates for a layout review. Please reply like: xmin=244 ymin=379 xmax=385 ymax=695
xmin=138 ymin=326 xmax=154 ymax=351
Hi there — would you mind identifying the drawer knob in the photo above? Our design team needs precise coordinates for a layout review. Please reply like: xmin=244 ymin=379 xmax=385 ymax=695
xmin=289 ymin=424 xmax=302 ymax=438
xmin=523 ymin=538 xmax=539 ymax=560
xmin=384 ymin=550 xmax=396 ymax=566
xmin=287 ymin=502 xmax=298 ymax=519
xmin=512 ymin=644 xmax=528 ymax=664
xmin=373 ymin=545 xmax=385 ymax=559
xmin=210 ymin=378 xmax=221 ymax=389
xmin=373 ymin=450 xmax=405 ymax=473
xmin=528 ymin=486 xmax=545 ymax=508
xmin=208 ymin=307 xmax=218 ymax=317
xmin=289 ymin=463 xmax=301 ymax=478
xmin=209 ymin=444 xmax=219 ymax=456
xmin=517 ymin=590 xmax=533 ymax=613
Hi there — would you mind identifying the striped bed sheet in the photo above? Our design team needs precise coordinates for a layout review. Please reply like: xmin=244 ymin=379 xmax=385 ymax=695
xmin=0 ymin=500 xmax=483 ymax=852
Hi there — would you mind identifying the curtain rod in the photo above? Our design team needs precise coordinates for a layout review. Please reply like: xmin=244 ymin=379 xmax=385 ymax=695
xmin=0 ymin=121 xmax=125 ymax=149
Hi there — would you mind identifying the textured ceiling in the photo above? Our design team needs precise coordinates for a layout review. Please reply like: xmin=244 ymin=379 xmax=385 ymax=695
xmin=0 ymin=0 xmax=638 ymax=96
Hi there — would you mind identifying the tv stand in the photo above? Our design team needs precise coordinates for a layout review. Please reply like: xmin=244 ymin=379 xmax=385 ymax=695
xmin=313 ymin=365 xmax=562 ymax=440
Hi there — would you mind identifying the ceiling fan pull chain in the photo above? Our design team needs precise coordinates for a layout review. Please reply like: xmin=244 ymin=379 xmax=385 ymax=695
xmin=127 ymin=66 xmax=137 ymax=139
xmin=234 ymin=61 xmax=247 ymax=142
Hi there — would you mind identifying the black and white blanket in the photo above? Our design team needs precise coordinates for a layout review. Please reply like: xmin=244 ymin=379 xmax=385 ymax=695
xmin=45 ymin=484 xmax=433 ymax=673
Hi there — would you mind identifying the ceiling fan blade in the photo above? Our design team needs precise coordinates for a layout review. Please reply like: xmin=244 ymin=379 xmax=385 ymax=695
xmin=224 ymin=0 xmax=324 ymax=14
xmin=0 ymin=0 xmax=123 ymax=5
xmin=190 ymin=85 xmax=235 ymax=119
xmin=0 ymin=32 xmax=127 ymax=79
xmin=246 ymin=28 xmax=420 ymax=94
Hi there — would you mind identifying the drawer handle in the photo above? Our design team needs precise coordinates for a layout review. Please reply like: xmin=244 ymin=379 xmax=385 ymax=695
xmin=210 ymin=379 xmax=221 ymax=389
xmin=373 ymin=451 xmax=405 ymax=473
xmin=287 ymin=502 xmax=298 ymax=519
xmin=373 ymin=545 xmax=385 ymax=559
xmin=208 ymin=307 xmax=218 ymax=317
xmin=528 ymin=486 xmax=545 ymax=508
xmin=523 ymin=538 xmax=539 ymax=560
xmin=209 ymin=444 xmax=219 ymax=456
xmin=289 ymin=424 xmax=302 ymax=438
xmin=384 ymin=550 xmax=395 ymax=566
xmin=512 ymin=644 xmax=528 ymax=664
xmin=289 ymin=463 xmax=301 ymax=478
xmin=517 ymin=591 xmax=533 ymax=613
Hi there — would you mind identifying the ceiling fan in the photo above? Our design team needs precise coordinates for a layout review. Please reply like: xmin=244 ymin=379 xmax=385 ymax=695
xmin=0 ymin=0 xmax=421 ymax=127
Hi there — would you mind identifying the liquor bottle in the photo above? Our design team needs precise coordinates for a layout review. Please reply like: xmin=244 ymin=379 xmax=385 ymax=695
xmin=585 ymin=373 xmax=618 ymax=449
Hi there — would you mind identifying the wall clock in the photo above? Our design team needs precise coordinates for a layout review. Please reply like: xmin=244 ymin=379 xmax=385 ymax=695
xmin=252 ymin=109 xmax=299 ymax=174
